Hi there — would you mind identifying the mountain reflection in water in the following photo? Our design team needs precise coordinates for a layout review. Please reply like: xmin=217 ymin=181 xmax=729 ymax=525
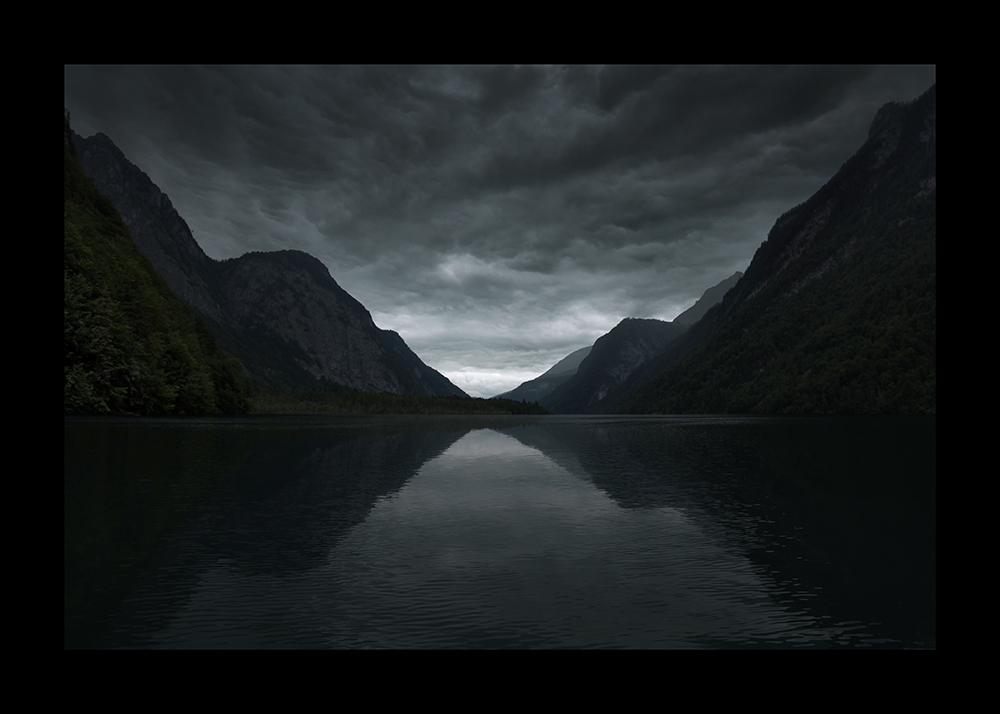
xmin=65 ymin=414 xmax=935 ymax=649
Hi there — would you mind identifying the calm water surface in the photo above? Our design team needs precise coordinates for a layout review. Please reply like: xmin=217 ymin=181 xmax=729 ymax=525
xmin=65 ymin=414 xmax=935 ymax=649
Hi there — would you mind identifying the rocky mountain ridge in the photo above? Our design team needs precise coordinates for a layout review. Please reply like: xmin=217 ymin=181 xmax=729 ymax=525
xmin=541 ymin=317 xmax=688 ymax=413
xmin=499 ymin=271 xmax=742 ymax=410
xmin=496 ymin=345 xmax=592 ymax=402
xmin=616 ymin=84 xmax=936 ymax=414
xmin=71 ymin=130 xmax=466 ymax=396
xmin=673 ymin=271 xmax=743 ymax=326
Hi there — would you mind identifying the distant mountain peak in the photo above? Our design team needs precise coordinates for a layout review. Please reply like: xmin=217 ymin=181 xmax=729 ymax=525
xmin=542 ymin=317 xmax=685 ymax=413
xmin=673 ymin=271 xmax=743 ymax=326
xmin=497 ymin=272 xmax=747 ymax=406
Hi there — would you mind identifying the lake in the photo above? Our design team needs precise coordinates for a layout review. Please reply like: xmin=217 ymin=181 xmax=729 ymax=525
xmin=64 ymin=414 xmax=935 ymax=649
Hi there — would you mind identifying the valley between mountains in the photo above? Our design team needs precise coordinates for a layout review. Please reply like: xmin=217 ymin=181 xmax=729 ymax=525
xmin=65 ymin=84 xmax=934 ymax=416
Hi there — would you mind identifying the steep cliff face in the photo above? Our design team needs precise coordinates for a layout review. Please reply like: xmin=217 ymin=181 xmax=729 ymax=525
xmin=501 ymin=271 xmax=744 ymax=408
xmin=716 ymin=84 xmax=936 ymax=326
xmin=71 ymin=132 xmax=227 ymax=326
xmin=217 ymin=250 xmax=407 ymax=392
xmin=496 ymin=345 xmax=592 ymax=402
xmin=71 ymin=130 xmax=466 ymax=396
xmin=616 ymin=84 xmax=936 ymax=414
xmin=542 ymin=318 xmax=687 ymax=413
xmin=376 ymin=329 xmax=468 ymax=397
xmin=673 ymin=271 xmax=743 ymax=326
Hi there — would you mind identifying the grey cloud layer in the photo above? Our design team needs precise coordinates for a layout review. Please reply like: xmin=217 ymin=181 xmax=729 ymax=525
xmin=65 ymin=65 xmax=936 ymax=396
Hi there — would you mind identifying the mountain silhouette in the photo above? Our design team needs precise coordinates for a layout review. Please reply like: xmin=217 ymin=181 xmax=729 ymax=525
xmin=70 ymin=130 xmax=466 ymax=397
xmin=617 ymin=84 xmax=936 ymax=414
xmin=541 ymin=318 xmax=687 ymax=413
xmin=500 ymin=271 xmax=742 ymax=410
xmin=495 ymin=345 xmax=592 ymax=402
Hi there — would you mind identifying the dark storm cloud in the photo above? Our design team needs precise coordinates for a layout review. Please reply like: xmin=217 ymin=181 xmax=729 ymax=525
xmin=463 ymin=65 xmax=874 ymax=192
xmin=65 ymin=64 xmax=935 ymax=396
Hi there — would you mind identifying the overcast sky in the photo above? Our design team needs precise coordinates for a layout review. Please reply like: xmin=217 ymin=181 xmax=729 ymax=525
xmin=64 ymin=65 xmax=935 ymax=397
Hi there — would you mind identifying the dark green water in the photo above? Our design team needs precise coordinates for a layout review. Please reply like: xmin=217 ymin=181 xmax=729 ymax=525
xmin=65 ymin=414 xmax=935 ymax=649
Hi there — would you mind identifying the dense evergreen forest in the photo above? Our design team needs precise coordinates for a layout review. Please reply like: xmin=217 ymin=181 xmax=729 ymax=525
xmin=64 ymin=113 xmax=254 ymax=415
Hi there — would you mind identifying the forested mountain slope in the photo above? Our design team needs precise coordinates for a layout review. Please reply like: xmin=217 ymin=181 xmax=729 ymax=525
xmin=616 ymin=85 xmax=936 ymax=415
xmin=64 ymin=114 xmax=253 ymax=414
xmin=70 ymin=128 xmax=465 ymax=397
